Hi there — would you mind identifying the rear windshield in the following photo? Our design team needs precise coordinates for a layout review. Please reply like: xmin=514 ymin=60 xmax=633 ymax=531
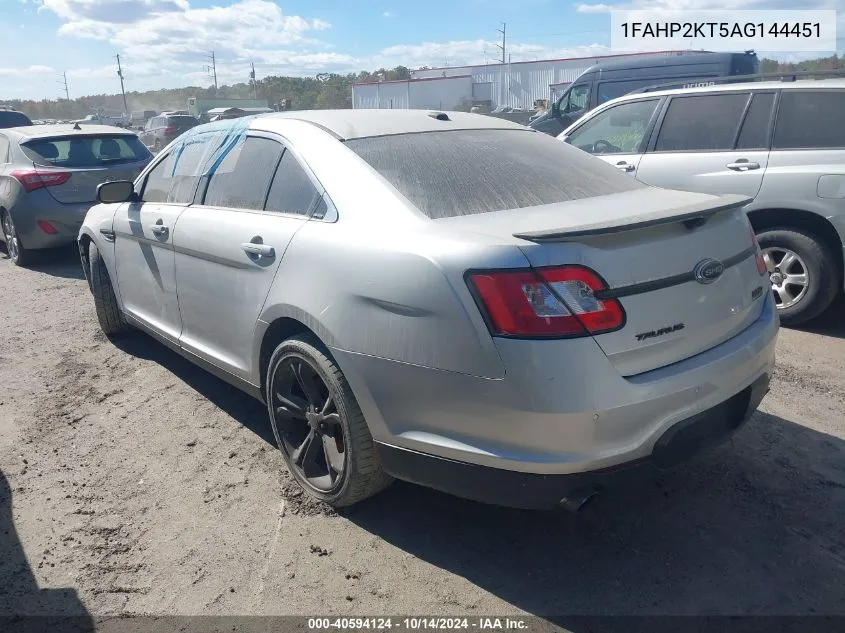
xmin=0 ymin=111 xmax=33 ymax=128
xmin=22 ymin=135 xmax=151 ymax=167
xmin=345 ymin=129 xmax=644 ymax=219
xmin=167 ymin=116 xmax=199 ymax=126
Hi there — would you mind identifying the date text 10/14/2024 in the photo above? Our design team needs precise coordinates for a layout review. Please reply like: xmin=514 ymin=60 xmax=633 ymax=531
xmin=308 ymin=618 xmax=530 ymax=631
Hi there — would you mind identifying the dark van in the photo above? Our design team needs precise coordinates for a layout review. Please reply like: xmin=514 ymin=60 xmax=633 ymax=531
xmin=529 ymin=51 xmax=759 ymax=136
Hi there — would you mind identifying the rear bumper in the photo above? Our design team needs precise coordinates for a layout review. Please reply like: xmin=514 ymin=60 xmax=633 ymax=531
xmin=7 ymin=195 xmax=90 ymax=250
xmin=332 ymin=291 xmax=778 ymax=480
xmin=376 ymin=372 xmax=770 ymax=510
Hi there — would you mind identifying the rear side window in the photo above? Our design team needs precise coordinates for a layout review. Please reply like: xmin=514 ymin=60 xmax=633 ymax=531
xmin=21 ymin=135 xmax=151 ymax=167
xmin=654 ymin=93 xmax=749 ymax=152
xmin=773 ymin=91 xmax=845 ymax=149
xmin=265 ymin=150 xmax=319 ymax=215
xmin=345 ymin=129 xmax=644 ymax=219
xmin=203 ymin=136 xmax=283 ymax=210
xmin=736 ymin=93 xmax=775 ymax=150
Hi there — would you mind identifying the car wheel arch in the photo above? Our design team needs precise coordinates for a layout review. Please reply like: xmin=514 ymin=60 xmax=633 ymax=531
xmin=256 ymin=309 xmax=341 ymax=400
xmin=747 ymin=207 xmax=844 ymax=285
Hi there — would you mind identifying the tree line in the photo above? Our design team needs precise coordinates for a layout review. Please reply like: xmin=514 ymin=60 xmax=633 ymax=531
xmin=4 ymin=56 xmax=842 ymax=120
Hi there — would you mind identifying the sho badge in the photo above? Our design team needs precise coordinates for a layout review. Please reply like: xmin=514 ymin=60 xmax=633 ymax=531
xmin=694 ymin=258 xmax=725 ymax=284
xmin=636 ymin=323 xmax=685 ymax=342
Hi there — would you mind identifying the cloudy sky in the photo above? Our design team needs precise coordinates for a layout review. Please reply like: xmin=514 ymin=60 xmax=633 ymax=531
xmin=1 ymin=0 xmax=842 ymax=100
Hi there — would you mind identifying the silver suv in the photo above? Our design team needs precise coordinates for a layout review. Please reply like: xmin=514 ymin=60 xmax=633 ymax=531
xmin=560 ymin=79 xmax=845 ymax=325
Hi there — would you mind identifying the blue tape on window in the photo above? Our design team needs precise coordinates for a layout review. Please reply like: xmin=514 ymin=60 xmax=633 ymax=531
xmin=188 ymin=115 xmax=255 ymax=177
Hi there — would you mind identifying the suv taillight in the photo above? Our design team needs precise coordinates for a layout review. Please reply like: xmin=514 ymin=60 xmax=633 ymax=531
xmin=10 ymin=170 xmax=71 ymax=193
xmin=164 ymin=126 xmax=176 ymax=133
xmin=467 ymin=265 xmax=625 ymax=338
xmin=749 ymin=225 xmax=768 ymax=275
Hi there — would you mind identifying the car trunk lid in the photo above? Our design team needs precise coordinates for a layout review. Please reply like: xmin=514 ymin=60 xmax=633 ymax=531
xmin=441 ymin=188 xmax=769 ymax=377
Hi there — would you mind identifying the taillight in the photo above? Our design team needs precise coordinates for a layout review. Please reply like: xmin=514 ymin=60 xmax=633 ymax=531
xmin=10 ymin=170 xmax=71 ymax=193
xmin=750 ymin=226 xmax=768 ymax=275
xmin=37 ymin=220 xmax=58 ymax=235
xmin=467 ymin=265 xmax=625 ymax=338
xmin=164 ymin=126 xmax=176 ymax=133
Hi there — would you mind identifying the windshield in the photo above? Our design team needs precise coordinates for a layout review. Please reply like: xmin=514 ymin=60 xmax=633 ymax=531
xmin=345 ymin=129 xmax=644 ymax=219
xmin=22 ymin=134 xmax=151 ymax=167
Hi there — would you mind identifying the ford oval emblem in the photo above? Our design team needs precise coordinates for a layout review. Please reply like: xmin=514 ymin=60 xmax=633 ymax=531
xmin=694 ymin=258 xmax=724 ymax=284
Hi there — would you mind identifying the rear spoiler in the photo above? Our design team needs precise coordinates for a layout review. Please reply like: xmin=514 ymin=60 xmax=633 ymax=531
xmin=513 ymin=195 xmax=751 ymax=243
xmin=627 ymin=69 xmax=845 ymax=95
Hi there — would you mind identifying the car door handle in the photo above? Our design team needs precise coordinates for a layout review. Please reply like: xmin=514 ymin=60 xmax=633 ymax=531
xmin=151 ymin=224 xmax=168 ymax=236
xmin=615 ymin=162 xmax=635 ymax=172
xmin=241 ymin=243 xmax=276 ymax=258
xmin=726 ymin=161 xmax=760 ymax=171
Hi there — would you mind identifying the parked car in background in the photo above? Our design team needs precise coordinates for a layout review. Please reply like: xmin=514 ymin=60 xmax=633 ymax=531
xmin=560 ymin=78 xmax=845 ymax=326
xmin=76 ymin=114 xmax=129 ymax=128
xmin=0 ymin=108 xmax=33 ymax=129
xmin=0 ymin=124 xmax=152 ymax=266
xmin=130 ymin=110 xmax=158 ymax=129
xmin=530 ymin=51 xmax=759 ymax=137
xmin=79 ymin=110 xmax=776 ymax=511
xmin=139 ymin=113 xmax=199 ymax=151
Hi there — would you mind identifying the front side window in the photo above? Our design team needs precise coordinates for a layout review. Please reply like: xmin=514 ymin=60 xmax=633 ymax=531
xmin=203 ymin=136 xmax=284 ymax=210
xmin=773 ymin=90 xmax=845 ymax=149
xmin=566 ymin=99 xmax=660 ymax=155
xmin=346 ymin=128 xmax=644 ymax=219
xmin=654 ymin=93 xmax=750 ymax=152
xmin=563 ymin=84 xmax=590 ymax=114
xmin=140 ymin=152 xmax=176 ymax=203
xmin=167 ymin=137 xmax=212 ymax=204
xmin=265 ymin=150 xmax=320 ymax=215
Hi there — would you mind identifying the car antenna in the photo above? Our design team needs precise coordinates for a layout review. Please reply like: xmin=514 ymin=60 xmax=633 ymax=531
xmin=73 ymin=122 xmax=81 ymax=130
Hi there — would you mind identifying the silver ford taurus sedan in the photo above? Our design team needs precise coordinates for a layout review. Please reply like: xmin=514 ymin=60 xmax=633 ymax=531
xmin=78 ymin=110 xmax=778 ymax=510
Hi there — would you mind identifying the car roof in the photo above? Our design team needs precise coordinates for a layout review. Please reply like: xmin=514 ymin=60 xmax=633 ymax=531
xmin=0 ymin=123 xmax=137 ymax=141
xmin=609 ymin=77 xmax=845 ymax=103
xmin=252 ymin=109 xmax=530 ymax=140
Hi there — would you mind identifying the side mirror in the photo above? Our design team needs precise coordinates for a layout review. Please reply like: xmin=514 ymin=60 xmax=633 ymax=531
xmin=97 ymin=180 xmax=137 ymax=204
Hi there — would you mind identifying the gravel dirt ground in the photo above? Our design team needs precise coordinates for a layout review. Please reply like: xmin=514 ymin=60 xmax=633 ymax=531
xmin=1 ymin=246 xmax=844 ymax=626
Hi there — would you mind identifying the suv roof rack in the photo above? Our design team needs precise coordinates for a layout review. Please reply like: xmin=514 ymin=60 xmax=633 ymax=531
xmin=627 ymin=69 xmax=845 ymax=95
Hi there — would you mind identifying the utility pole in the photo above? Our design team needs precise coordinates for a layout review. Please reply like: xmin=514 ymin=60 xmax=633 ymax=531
xmin=250 ymin=61 xmax=257 ymax=99
xmin=496 ymin=22 xmax=506 ymax=64
xmin=116 ymin=54 xmax=128 ymax=115
xmin=205 ymin=51 xmax=218 ymax=90
xmin=60 ymin=72 xmax=70 ymax=101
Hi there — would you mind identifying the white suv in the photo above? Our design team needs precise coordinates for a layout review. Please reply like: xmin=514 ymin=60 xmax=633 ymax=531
xmin=560 ymin=79 xmax=845 ymax=325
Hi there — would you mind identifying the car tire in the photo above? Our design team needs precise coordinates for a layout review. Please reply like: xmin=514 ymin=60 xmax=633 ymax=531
xmin=88 ymin=241 xmax=130 ymax=336
xmin=153 ymin=139 xmax=162 ymax=152
xmin=1 ymin=210 xmax=34 ymax=267
xmin=266 ymin=333 xmax=393 ymax=507
xmin=757 ymin=227 xmax=841 ymax=326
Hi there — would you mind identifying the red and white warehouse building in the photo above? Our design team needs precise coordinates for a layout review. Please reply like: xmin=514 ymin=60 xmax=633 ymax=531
xmin=352 ymin=50 xmax=693 ymax=111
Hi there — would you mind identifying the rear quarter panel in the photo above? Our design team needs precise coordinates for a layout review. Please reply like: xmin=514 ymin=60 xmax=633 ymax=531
xmin=753 ymin=149 xmax=845 ymax=245
xmin=258 ymin=218 xmax=520 ymax=381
